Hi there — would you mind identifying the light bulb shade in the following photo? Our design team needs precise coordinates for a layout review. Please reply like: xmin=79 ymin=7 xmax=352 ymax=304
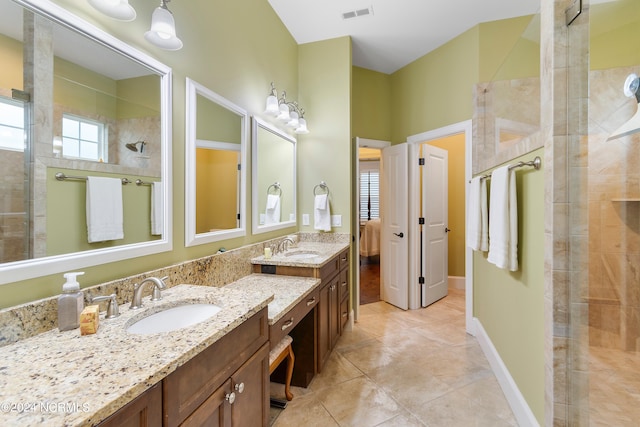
xmin=88 ymin=0 xmax=136 ymax=21
xmin=144 ymin=7 xmax=183 ymax=50
xmin=287 ymin=110 xmax=299 ymax=127
xmin=265 ymin=95 xmax=279 ymax=115
xmin=295 ymin=118 xmax=309 ymax=134
xmin=277 ymin=103 xmax=290 ymax=121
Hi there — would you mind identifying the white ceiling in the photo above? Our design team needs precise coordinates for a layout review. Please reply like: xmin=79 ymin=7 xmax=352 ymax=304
xmin=268 ymin=0 xmax=541 ymax=74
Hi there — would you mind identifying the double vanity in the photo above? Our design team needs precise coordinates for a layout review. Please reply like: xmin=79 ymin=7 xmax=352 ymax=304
xmin=0 ymin=241 xmax=350 ymax=426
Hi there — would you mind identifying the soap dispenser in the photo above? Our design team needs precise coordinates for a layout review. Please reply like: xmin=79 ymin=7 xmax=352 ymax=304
xmin=58 ymin=271 xmax=85 ymax=331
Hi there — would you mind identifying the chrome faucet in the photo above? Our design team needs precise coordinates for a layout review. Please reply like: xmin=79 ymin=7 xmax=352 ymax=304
xmin=130 ymin=276 xmax=168 ymax=310
xmin=277 ymin=237 xmax=295 ymax=254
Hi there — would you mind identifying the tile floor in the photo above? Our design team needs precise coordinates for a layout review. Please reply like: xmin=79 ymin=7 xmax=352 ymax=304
xmin=270 ymin=289 xmax=517 ymax=426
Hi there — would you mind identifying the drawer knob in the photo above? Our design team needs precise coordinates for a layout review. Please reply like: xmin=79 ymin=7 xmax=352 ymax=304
xmin=306 ymin=297 xmax=316 ymax=306
xmin=226 ymin=392 xmax=236 ymax=404
xmin=235 ymin=382 xmax=245 ymax=394
xmin=342 ymin=312 xmax=348 ymax=318
xmin=281 ymin=317 xmax=294 ymax=331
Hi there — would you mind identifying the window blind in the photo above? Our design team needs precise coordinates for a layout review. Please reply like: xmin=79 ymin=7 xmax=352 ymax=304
xmin=359 ymin=170 xmax=380 ymax=221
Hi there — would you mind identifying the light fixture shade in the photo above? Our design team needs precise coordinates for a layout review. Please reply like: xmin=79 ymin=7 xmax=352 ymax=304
xmin=144 ymin=6 xmax=183 ymax=50
xmin=295 ymin=118 xmax=309 ymax=134
xmin=88 ymin=0 xmax=136 ymax=21
xmin=265 ymin=95 xmax=279 ymax=115
xmin=277 ymin=103 xmax=290 ymax=122
xmin=287 ymin=110 xmax=299 ymax=128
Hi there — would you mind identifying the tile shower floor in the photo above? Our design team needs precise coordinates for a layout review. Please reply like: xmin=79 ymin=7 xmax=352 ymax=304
xmin=270 ymin=289 xmax=518 ymax=426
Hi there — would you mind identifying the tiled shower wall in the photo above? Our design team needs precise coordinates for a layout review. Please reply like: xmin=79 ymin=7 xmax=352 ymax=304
xmin=588 ymin=65 xmax=640 ymax=351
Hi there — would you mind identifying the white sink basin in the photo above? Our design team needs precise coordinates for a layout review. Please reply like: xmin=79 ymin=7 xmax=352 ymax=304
xmin=126 ymin=303 xmax=222 ymax=335
xmin=283 ymin=250 xmax=320 ymax=260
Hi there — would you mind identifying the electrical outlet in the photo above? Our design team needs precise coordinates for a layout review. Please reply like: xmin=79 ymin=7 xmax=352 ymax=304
xmin=331 ymin=215 xmax=342 ymax=227
xmin=302 ymin=214 xmax=310 ymax=226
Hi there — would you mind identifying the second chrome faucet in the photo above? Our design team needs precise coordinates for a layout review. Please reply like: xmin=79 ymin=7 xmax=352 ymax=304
xmin=130 ymin=276 xmax=168 ymax=309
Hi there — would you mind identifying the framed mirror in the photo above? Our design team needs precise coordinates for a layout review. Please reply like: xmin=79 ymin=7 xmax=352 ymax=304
xmin=252 ymin=117 xmax=296 ymax=234
xmin=185 ymin=78 xmax=247 ymax=246
xmin=0 ymin=0 xmax=172 ymax=285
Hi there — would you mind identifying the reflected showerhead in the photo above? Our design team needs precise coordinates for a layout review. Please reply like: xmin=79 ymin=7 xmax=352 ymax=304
xmin=125 ymin=140 xmax=146 ymax=152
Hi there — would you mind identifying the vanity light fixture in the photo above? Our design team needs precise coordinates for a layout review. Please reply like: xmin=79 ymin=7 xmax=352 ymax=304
xmin=87 ymin=0 xmax=183 ymax=51
xmin=87 ymin=0 xmax=136 ymax=21
xmin=608 ymin=73 xmax=640 ymax=141
xmin=144 ymin=0 xmax=183 ymax=51
xmin=264 ymin=83 xmax=310 ymax=134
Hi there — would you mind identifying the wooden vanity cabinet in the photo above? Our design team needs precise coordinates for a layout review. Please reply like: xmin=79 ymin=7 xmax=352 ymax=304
xmin=317 ymin=248 xmax=349 ymax=372
xmin=163 ymin=307 xmax=269 ymax=427
xmin=97 ymin=382 xmax=162 ymax=427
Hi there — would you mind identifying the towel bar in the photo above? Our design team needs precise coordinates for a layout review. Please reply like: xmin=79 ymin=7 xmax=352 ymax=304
xmin=55 ymin=172 xmax=131 ymax=185
xmin=313 ymin=181 xmax=330 ymax=196
xmin=470 ymin=156 xmax=542 ymax=183
xmin=267 ymin=182 xmax=282 ymax=196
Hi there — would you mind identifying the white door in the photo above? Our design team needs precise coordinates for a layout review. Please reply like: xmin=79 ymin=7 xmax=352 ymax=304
xmin=421 ymin=144 xmax=448 ymax=307
xmin=381 ymin=143 xmax=409 ymax=310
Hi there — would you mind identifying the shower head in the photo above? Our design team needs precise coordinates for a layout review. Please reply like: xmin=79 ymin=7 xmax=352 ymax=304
xmin=125 ymin=140 xmax=146 ymax=153
xmin=608 ymin=73 xmax=640 ymax=141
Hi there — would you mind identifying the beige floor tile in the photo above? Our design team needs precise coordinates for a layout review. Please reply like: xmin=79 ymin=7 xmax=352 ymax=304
xmin=272 ymin=291 xmax=516 ymax=427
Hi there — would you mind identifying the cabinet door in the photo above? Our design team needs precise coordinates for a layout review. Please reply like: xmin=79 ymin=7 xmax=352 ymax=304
xmin=329 ymin=276 xmax=340 ymax=349
xmin=231 ymin=342 xmax=270 ymax=427
xmin=317 ymin=281 xmax=331 ymax=372
xmin=97 ymin=382 xmax=162 ymax=427
xmin=181 ymin=379 xmax=232 ymax=427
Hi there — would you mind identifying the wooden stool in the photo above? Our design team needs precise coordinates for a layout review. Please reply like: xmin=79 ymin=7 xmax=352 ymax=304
xmin=269 ymin=335 xmax=295 ymax=401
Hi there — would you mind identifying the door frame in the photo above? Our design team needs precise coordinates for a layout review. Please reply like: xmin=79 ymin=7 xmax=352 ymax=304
xmin=353 ymin=137 xmax=391 ymax=322
xmin=406 ymin=120 xmax=474 ymax=335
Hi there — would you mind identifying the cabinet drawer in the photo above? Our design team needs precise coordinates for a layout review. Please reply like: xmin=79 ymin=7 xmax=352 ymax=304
xmin=338 ymin=249 xmax=350 ymax=271
xmin=338 ymin=268 xmax=349 ymax=302
xmin=164 ymin=307 xmax=268 ymax=427
xmin=318 ymin=254 xmax=340 ymax=281
xmin=340 ymin=297 xmax=349 ymax=333
xmin=270 ymin=289 xmax=318 ymax=346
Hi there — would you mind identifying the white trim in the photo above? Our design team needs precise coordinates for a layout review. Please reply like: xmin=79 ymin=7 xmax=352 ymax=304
xmin=448 ymin=276 xmax=465 ymax=290
xmin=473 ymin=318 xmax=540 ymax=427
xmin=406 ymin=120 xmax=473 ymax=333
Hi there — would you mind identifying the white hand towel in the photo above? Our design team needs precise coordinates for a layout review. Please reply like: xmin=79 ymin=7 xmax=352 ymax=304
xmin=487 ymin=166 xmax=518 ymax=271
xmin=86 ymin=176 xmax=124 ymax=243
xmin=151 ymin=181 xmax=163 ymax=235
xmin=466 ymin=177 xmax=488 ymax=251
xmin=314 ymin=194 xmax=331 ymax=232
xmin=265 ymin=194 xmax=281 ymax=225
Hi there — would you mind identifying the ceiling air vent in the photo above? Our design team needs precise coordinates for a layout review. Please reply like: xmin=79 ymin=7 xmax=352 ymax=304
xmin=342 ymin=6 xmax=373 ymax=20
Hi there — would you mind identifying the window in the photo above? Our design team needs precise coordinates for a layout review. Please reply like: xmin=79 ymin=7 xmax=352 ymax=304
xmin=0 ymin=97 xmax=25 ymax=151
xmin=359 ymin=165 xmax=380 ymax=222
xmin=62 ymin=114 xmax=108 ymax=162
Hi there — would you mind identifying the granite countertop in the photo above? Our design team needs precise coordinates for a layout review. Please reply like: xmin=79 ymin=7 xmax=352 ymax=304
xmin=250 ymin=241 xmax=349 ymax=268
xmin=225 ymin=274 xmax=321 ymax=325
xmin=0 ymin=284 xmax=272 ymax=427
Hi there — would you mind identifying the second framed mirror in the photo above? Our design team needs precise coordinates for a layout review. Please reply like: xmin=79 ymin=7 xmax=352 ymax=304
xmin=185 ymin=78 xmax=248 ymax=246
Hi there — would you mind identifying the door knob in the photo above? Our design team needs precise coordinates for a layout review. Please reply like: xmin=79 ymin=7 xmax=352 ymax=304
xmin=393 ymin=232 xmax=404 ymax=238
xmin=445 ymin=228 xmax=451 ymax=233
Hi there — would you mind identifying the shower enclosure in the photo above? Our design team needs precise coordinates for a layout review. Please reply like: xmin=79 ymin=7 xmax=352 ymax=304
xmin=566 ymin=0 xmax=640 ymax=424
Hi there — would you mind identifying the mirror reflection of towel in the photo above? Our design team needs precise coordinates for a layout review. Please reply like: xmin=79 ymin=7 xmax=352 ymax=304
xmin=86 ymin=176 xmax=124 ymax=243
xmin=314 ymin=194 xmax=331 ymax=232
xmin=151 ymin=182 xmax=163 ymax=235
xmin=265 ymin=194 xmax=281 ymax=224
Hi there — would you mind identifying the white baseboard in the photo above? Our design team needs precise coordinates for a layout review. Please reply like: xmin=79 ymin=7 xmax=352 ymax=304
xmin=448 ymin=276 xmax=465 ymax=290
xmin=473 ymin=318 xmax=540 ymax=427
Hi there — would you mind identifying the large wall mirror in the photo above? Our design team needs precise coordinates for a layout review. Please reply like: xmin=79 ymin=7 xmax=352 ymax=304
xmin=252 ymin=117 xmax=296 ymax=234
xmin=0 ymin=0 xmax=172 ymax=285
xmin=185 ymin=78 xmax=247 ymax=246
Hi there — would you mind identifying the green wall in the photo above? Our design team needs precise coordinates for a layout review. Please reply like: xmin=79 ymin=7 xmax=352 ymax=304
xmin=474 ymin=149 xmax=545 ymax=421
xmin=352 ymin=66 xmax=391 ymax=141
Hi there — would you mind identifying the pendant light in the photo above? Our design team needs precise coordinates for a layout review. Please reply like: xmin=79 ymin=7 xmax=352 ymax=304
xmin=144 ymin=0 xmax=183 ymax=51
xmin=87 ymin=0 xmax=136 ymax=21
